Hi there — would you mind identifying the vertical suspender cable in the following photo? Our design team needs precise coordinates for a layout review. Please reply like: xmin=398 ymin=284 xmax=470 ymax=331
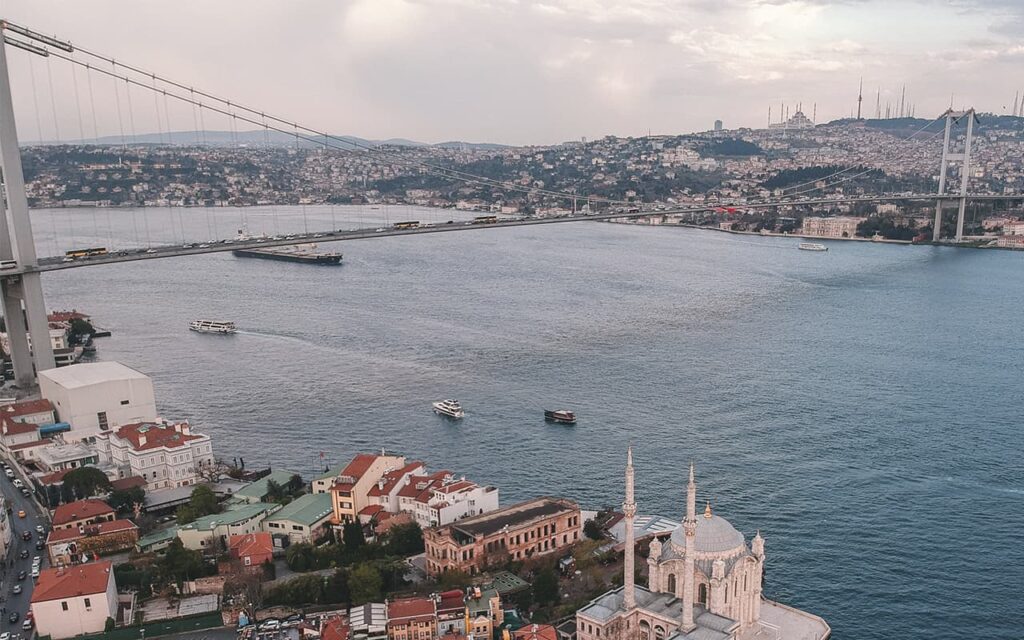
xmin=26 ymin=56 xmax=43 ymax=143
xmin=124 ymin=78 xmax=152 ymax=247
xmin=87 ymin=68 xmax=115 ymax=251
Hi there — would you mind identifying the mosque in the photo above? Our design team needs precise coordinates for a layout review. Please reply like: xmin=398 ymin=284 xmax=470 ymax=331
xmin=575 ymin=451 xmax=830 ymax=640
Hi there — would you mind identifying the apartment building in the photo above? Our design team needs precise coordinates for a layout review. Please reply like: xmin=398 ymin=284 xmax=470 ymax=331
xmin=327 ymin=452 xmax=406 ymax=524
xmin=96 ymin=421 xmax=214 ymax=490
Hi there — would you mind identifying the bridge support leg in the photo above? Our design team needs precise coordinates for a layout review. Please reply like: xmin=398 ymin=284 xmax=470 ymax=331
xmin=0 ymin=36 xmax=54 ymax=384
xmin=932 ymin=201 xmax=943 ymax=242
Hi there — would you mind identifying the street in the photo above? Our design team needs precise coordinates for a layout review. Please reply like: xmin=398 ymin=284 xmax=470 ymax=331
xmin=0 ymin=456 xmax=50 ymax=636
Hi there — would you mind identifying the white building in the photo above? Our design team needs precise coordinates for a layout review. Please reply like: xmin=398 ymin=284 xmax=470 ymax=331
xmin=801 ymin=216 xmax=865 ymax=238
xmin=39 ymin=362 xmax=158 ymax=444
xmin=31 ymin=561 xmax=118 ymax=639
xmin=35 ymin=441 xmax=100 ymax=473
xmin=0 ymin=497 xmax=12 ymax=560
xmin=395 ymin=471 xmax=500 ymax=529
xmin=96 ymin=422 xmax=214 ymax=490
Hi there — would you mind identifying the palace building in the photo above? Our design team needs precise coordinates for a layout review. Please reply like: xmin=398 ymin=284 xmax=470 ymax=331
xmin=576 ymin=450 xmax=830 ymax=640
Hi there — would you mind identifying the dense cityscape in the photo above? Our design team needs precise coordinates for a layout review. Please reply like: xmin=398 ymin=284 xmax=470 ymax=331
xmin=0 ymin=3 xmax=1021 ymax=640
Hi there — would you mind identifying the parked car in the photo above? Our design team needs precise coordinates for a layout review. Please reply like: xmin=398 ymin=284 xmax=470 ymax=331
xmin=12 ymin=584 xmax=21 ymax=595
xmin=21 ymin=620 xmax=32 ymax=631
xmin=20 ymin=531 xmax=30 ymax=540
xmin=12 ymin=478 xmax=23 ymax=488
xmin=18 ymin=549 xmax=27 ymax=559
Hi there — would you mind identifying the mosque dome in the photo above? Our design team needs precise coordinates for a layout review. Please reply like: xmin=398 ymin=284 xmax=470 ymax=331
xmin=670 ymin=513 xmax=746 ymax=554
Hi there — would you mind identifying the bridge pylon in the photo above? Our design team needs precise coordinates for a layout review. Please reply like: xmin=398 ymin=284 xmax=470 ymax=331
xmin=932 ymin=108 xmax=978 ymax=243
xmin=0 ymin=26 xmax=56 ymax=385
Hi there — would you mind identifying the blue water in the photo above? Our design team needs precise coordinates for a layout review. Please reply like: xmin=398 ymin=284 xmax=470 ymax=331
xmin=30 ymin=206 xmax=1024 ymax=639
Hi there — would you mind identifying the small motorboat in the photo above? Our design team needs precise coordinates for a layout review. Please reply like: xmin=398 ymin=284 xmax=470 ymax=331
xmin=432 ymin=399 xmax=464 ymax=419
xmin=544 ymin=409 xmax=577 ymax=424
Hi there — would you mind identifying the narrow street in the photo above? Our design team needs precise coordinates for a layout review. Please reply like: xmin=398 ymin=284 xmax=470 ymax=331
xmin=0 ymin=455 xmax=50 ymax=637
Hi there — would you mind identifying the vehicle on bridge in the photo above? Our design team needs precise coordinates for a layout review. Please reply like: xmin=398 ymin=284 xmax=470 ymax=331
xmin=393 ymin=221 xmax=420 ymax=229
xmin=64 ymin=247 xmax=109 ymax=260
xmin=471 ymin=215 xmax=499 ymax=224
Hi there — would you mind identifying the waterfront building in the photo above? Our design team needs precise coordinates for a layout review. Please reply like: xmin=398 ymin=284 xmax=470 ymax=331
xmin=386 ymin=468 xmax=500 ymax=529
xmin=423 ymin=497 xmax=581 ymax=576
xmin=575 ymin=451 xmax=830 ymax=640
xmin=96 ymin=421 xmax=214 ymax=490
xmin=177 ymin=502 xmax=280 ymax=551
xmin=52 ymin=499 xmax=116 ymax=531
xmin=365 ymin=460 xmax=427 ymax=512
xmin=228 ymin=532 xmax=274 ymax=568
xmin=262 ymin=492 xmax=333 ymax=545
xmin=0 ymin=399 xmax=55 ymax=453
xmin=386 ymin=596 xmax=437 ymax=640
xmin=327 ymin=452 xmax=407 ymax=524
xmin=232 ymin=469 xmax=301 ymax=504
xmin=30 ymin=561 xmax=118 ymax=639
xmin=800 ymin=216 xmax=865 ymax=238
xmin=46 ymin=519 xmax=139 ymax=565
xmin=38 ymin=362 xmax=157 ymax=443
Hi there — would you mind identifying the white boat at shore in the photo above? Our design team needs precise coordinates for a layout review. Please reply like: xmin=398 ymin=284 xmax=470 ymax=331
xmin=189 ymin=320 xmax=237 ymax=334
xmin=432 ymin=399 xmax=464 ymax=419
xmin=798 ymin=242 xmax=828 ymax=252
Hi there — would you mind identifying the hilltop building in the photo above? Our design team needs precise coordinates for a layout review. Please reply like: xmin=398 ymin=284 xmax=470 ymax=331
xmin=31 ymin=561 xmax=118 ymax=639
xmin=576 ymin=451 xmax=830 ymax=640
xmin=326 ymin=452 xmax=406 ymax=524
xmin=38 ymin=362 xmax=157 ymax=443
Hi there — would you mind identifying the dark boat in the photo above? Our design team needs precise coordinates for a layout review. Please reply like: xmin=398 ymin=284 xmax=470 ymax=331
xmin=544 ymin=409 xmax=576 ymax=424
xmin=232 ymin=244 xmax=342 ymax=265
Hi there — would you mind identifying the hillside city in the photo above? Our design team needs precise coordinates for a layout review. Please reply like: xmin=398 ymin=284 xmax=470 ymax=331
xmin=20 ymin=114 xmax=1024 ymax=248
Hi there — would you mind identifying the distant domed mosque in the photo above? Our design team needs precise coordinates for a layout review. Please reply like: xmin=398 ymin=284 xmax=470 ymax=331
xmin=576 ymin=450 xmax=830 ymax=640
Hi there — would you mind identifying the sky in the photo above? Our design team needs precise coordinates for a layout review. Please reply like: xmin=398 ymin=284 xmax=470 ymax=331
xmin=1 ymin=0 xmax=1023 ymax=145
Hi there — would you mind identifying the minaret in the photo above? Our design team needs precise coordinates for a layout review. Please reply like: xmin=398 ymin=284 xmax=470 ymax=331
xmin=623 ymin=446 xmax=637 ymax=610
xmin=681 ymin=463 xmax=697 ymax=631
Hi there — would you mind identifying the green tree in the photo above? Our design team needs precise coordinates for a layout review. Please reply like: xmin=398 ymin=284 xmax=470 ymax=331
xmin=384 ymin=521 xmax=424 ymax=556
xmin=189 ymin=484 xmax=220 ymax=518
xmin=176 ymin=505 xmax=197 ymax=525
xmin=265 ymin=479 xmax=285 ymax=503
xmin=583 ymin=519 xmax=603 ymax=541
xmin=438 ymin=569 xmax=470 ymax=591
xmin=108 ymin=486 xmax=146 ymax=514
xmin=348 ymin=562 xmax=383 ymax=605
xmin=325 ymin=568 xmax=351 ymax=605
xmin=265 ymin=574 xmax=325 ymax=607
xmin=533 ymin=565 xmax=560 ymax=606
xmin=63 ymin=466 xmax=111 ymax=499
xmin=159 ymin=539 xmax=206 ymax=583
xmin=285 ymin=543 xmax=316 ymax=572
xmin=343 ymin=521 xmax=365 ymax=550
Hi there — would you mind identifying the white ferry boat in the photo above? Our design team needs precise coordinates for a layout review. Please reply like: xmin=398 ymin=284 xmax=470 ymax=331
xmin=432 ymin=399 xmax=464 ymax=419
xmin=189 ymin=320 xmax=237 ymax=334
xmin=798 ymin=242 xmax=828 ymax=252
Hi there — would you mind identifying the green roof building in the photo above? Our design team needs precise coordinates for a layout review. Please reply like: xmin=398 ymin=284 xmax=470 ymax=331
xmin=263 ymin=492 xmax=333 ymax=544
xmin=177 ymin=502 xmax=280 ymax=551
xmin=231 ymin=469 xmax=300 ymax=504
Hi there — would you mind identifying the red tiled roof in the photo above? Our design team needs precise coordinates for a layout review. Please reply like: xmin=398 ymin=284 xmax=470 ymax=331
xmin=367 ymin=461 xmax=424 ymax=497
xmin=396 ymin=470 xmax=452 ymax=500
xmin=52 ymin=499 xmax=115 ymax=526
xmin=320 ymin=616 xmax=349 ymax=640
xmin=435 ymin=480 xmax=476 ymax=494
xmin=437 ymin=589 xmax=465 ymax=614
xmin=0 ymin=417 xmax=38 ymax=437
xmin=0 ymin=398 xmax=54 ymax=419
xmin=31 ymin=561 xmax=113 ymax=603
xmin=340 ymin=453 xmax=379 ymax=480
xmin=48 ymin=310 xmax=91 ymax=322
xmin=387 ymin=597 xmax=436 ymax=624
xmin=47 ymin=519 xmax=138 ymax=543
xmin=229 ymin=532 xmax=273 ymax=559
xmin=9 ymin=439 xmax=48 ymax=451
xmin=111 ymin=476 xmax=147 ymax=491
xmin=39 ymin=469 xmax=74 ymax=486
xmin=113 ymin=422 xmax=201 ymax=451
xmin=514 ymin=625 xmax=559 ymax=640
xmin=358 ymin=504 xmax=384 ymax=517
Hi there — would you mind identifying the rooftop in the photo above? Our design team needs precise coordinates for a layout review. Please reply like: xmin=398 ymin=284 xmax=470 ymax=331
xmin=52 ymin=499 xmax=115 ymax=526
xmin=47 ymin=519 xmax=138 ymax=543
xmin=112 ymin=422 xmax=202 ymax=452
xmin=39 ymin=361 xmax=149 ymax=389
xmin=233 ymin=469 xmax=299 ymax=501
xmin=0 ymin=398 xmax=54 ymax=419
xmin=179 ymin=502 xmax=278 ymax=532
xmin=229 ymin=532 xmax=274 ymax=558
xmin=31 ymin=560 xmax=113 ymax=603
xmin=387 ymin=596 xmax=435 ymax=624
xmin=447 ymin=497 xmax=577 ymax=538
xmin=0 ymin=417 xmax=38 ymax=437
xmin=264 ymin=492 xmax=332 ymax=527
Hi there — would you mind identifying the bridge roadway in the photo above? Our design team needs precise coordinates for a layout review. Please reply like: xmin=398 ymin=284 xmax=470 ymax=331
xmin=6 ymin=193 xmax=1023 ymax=275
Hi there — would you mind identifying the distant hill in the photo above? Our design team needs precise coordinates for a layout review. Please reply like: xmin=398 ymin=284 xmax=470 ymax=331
xmin=28 ymin=130 xmax=508 ymax=150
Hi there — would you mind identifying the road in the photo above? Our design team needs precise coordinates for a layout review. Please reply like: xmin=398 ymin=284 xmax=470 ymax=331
xmin=0 ymin=457 xmax=49 ymax=636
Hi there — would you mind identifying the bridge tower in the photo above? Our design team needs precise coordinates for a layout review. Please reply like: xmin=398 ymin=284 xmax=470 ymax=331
xmin=0 ymin=25 xmax=57 ymax=384
xmin=932 ymin=108 xmax=978 ymax=243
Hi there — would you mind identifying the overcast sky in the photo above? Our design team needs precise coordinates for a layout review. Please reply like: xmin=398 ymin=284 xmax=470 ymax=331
xmin=2 ymin=0 xmax=1023 ymax=145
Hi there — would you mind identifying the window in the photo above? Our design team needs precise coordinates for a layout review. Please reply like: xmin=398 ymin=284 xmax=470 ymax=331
xmin=84 ymin=597 xmax=92 ymax=609
xmin=61 ymin=601 xmax=69 ymax=611
xmin=698 ymin=583 xmax=708 ymax=606
xmin=667 ymin=573 xmax=677 ymax=594
xmin=120 ymin=399 xmax=130 ymax=405
xmin=97 ymin=411 xmax=109 ymax=431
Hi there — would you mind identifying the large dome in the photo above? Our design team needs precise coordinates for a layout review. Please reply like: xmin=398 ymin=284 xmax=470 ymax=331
xmin=669 ymin=514 xmax=746 ymax=554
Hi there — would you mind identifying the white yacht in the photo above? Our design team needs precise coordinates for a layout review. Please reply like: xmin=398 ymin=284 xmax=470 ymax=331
xmin=189 ymin=320 xmax=237 ymax=334
xmin=432 ymin=399 xmax=464 ymax=419
xmin=798 ymin=242 xmax=828 ymax=252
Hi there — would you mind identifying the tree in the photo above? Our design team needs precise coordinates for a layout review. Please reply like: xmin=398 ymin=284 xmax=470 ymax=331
xmin=285 ymin=543 xmax=316 ymax=572
xmin=325 ymin=568 xmax=351 ymax=605
xmin=197 ymin=458 xmax=232 ymax=483
xmin=176 ymin=505 xmax=197 ymax=525
xmin=265 ymin=479 xmax=286 ymax=503
xmin=348 ymin=562 xmax=383 ymax=605
xmin=63 ymin=466 xmax=111 ymax=500
xmin=343 ymin=521 xmax=365 ymax=550
xmin=189 ymin=485 xmax=220 ymax=517
xmin=583 ymin=519 xmax=604 ymax=541
xmin=159 ymin=539 xmax=206 ymax=583
xmin=384 ymin=521 xmax=424 ymax=556
xmin=438 ymin=569 xmax=470 ymax=591
xmin=532 ymin=565 xmax=560 ymax=606
xmin=108 ymin=486 xmax=146 ymax=514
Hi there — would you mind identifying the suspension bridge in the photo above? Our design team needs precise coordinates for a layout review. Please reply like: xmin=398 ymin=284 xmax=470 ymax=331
xmin=0 ymin=19 xmax=1018 ymax=385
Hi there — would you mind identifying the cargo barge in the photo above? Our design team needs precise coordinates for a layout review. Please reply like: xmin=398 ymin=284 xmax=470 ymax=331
xmin=232 ymin=244 xmax=343 ymax=265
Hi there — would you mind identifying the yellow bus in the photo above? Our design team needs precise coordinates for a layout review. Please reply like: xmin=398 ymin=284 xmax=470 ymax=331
xmin=471 ymin=215 xmax=499 ymax=224
xmin=65 ymin=247 xmax=109 ymax=259
xmin=393 ymin=221 xmax=420 ymax=230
